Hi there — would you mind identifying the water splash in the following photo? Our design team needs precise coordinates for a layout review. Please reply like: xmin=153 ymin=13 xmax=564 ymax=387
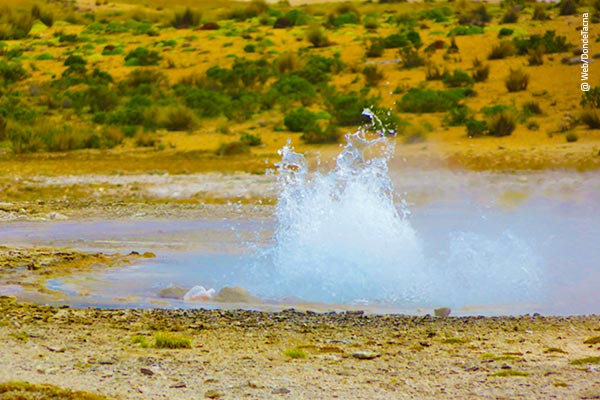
xmin=248 ymin=109 xmax=542 ymax=308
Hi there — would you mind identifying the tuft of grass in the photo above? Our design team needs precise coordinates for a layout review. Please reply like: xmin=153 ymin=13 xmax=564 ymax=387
xmin=0 ymin=381 xmax=110 ymax=400
xmin=10 ymin=331 xmax=29 ymax=342
xmin=565 ymin=132 xmax=578 ymax=143
xmin=132 ymin=335 xmax=149 ymax=348
xmin=493 ymin=370 xmax=530 ymax=377
xmin=471 ymin=58 xmax=489 ymax=82
xmin=584 ymin=336 xmax=600 ymax=345
xmin=544 ymin=347 xmax=567 ymax=354
xmin=154 ymin=332 xmax=192 ymax=349
xmin=487 ymin=112 xmax=517 ymax=137
xmin=306 ymin=25 xmax=330 ymax=48
xmin=284 ymin=348 xmax=307 ymax=359
xmin=570 ymin=356 xmax=600 ymax=365
xmin=488 ymin=40 xmax=516 ymax=60
xmin=581 ymin=109 xmax=600 ymax=129
xmin=505 ymin=68 xmax=529 ymax=93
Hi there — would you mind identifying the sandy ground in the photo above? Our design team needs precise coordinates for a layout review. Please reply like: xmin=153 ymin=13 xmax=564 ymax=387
xmin=1 ymin=298 xmax=600 ymax=399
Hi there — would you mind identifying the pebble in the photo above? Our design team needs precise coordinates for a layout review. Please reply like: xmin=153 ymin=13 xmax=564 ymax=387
xmin=140 ymin=368 xmax=154 ymax=376
xmin=169 ymin=382 xmax=186 ymax=389
xmin=272 ymin=388 xmax=291 ymax=395
xmin=352 ymin=351 xmax=380 ymax=360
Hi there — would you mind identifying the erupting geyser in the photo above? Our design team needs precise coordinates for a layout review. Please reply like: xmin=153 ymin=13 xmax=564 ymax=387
xmin=246 ymin=109 xmax=543 ymax=309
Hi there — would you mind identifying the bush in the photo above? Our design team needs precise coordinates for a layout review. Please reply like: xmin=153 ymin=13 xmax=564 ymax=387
xmin=505 ymin=68 xmax=529 ymax=92
xmin=522 ymin=101 xmax=542 ymax=116
xmin=581 ymin=108 xmax=600 ymax=129
xmin=240 ymin=132 xmax=262 ymax=146
xmin=445 ymin=106 xmax=470 ymax=126
xmin=125 ymin=68 xmax=168 ymax=88
xmin=284 ymin=9 xmax=310 ymax=26
xmin=498 ymin=28 xmax=513 ymax=38
xmin=243 ymin=44 xmax=256 ymax=53
xmin=0 ymin=8 xmax=33 ymax=39
xmin=86 ymin=85 xmax=119 ymax=112
xmin=425 ymin=60 xmax=444 ymax=80
xmin=363 ymin=16 xmax=379 ymax=31
xmin=532 ymin=4 xmax=548 ymax=21
xmin=276 ymin=52 xmax=301 ymax=74
xmin=217 ymin=141 xmax=250 ymax=156
xmin=306 ymin=26 xmax=330 ymax=48
xmin=397 ymin=88 xmax=471 ymax=113
xmin=383 ymin=31 xmax=420 ymax=49
xmin=559 ymin=0 xmax=577 ymax=16
xmin=159 ymin=106 xmax=198 ymax=131
xmin=419 ymin=7 xmax=452 ymax=22
xmin=326 ymin=92 xmax=375 ymax=126
xmin=501 ymin=9 xmax=519 ymax=24
xmin=171 ymin=8 xmax=201 ymax=29
xmin=488 ymin=40 xmax=516 ymax=59
xmin=179 ymin=87 xmax=229 ymax=117
xmin=302 ymin=123 xmax=340 ymax=144
xmin=528 ymin=46 xmax=545 ymax=66
xmin=465 ymin=118 xmax=488 ymax=137
xmin=284 ymin=108 xmax=319 ymax=132
xmin=270 ymin=74 xmax=317 ymax=106
xmin=296 ymin=55 xmax=343 ymax=84
xmin=362 ymin=65 xmax=385 ymax=86
xmin=458 ymin=5 xmax=491 ymax=27
xmin=365 ymin=37 xmax=385 ymax=57
xmin=513 ymin=31 xmax=570 ymax=55
xmin=400 ymin=48 xmax=424 ymax=69
xmin=565 ymin=132 xmax=578 ymax=142
xmin=487 ymin=112 xmax=516 ymax=136
xmin=442 ymin=69 xmax=474 ymax=88
xmin=125 ymin=47 xmax=161 ymax=66
xmin=581 ymin=87 xmax=600 ymax=108
xmin=0 ymin=60 xmax=27 ymax=85
xmin=471 ymin=58 xmax=489 ymax=82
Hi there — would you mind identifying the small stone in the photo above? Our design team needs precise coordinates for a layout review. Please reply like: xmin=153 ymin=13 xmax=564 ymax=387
xmin=205 ymin=390 xmax=222 ymax=398
xmin=434 ymin=307 xmax=452 ymax=318
xmin=140 ymin=368 xmax=154 ymax=376
xmin=170 ymin=382 xmax=186 ymax=389
xmin=45 ymin=345 xmax=65 ymax=353
xmin=352 ymin=351 xmax=380 ymax=360
xmin=213 ymin=286 xmax=259 ymax=303
xmin=157 ymin=286 xmax=188 ymax=300
xmin=272 ymin=388 xmax=291 ymax=395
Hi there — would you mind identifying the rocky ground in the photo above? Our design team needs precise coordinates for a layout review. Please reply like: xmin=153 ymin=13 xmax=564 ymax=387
xmin=0 ymin=297 xmax=600 ymax=399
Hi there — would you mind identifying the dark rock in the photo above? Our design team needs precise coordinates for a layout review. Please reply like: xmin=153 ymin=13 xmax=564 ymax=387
xmin=272 ymin=388 xmax=291 ymax=394
xmin=199 ymin=22 xmax=219 ymax=30
xmin=140 ymin=368 xmax=154 ymax=376
xmin=170 ymin=382 xmax=186 ymax=388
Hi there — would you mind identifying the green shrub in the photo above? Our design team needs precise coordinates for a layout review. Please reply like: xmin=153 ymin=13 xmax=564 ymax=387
xmin=487 ymin=111 xmax=517 ymax=136
xmin=522 ymin=101 xmax=542 ymax=116
xmin=581 ymin=87 xmax=600 ymax=108
xmin=565 ymin=132 xmax=579 ymax=142
xmin=425 ymin=60 xmax=444 ymax=80
xmin=125 ymin=47 xmax=161 ymax=66
xmin=445 ymin=106 xmax=470 ymax=126
xmin=528 ymin=46 xmax=545 ymax=66
xmin=362 ymin=65 xmax=385 ymax=87
xmin=326 ymin=92 xmax=375 ymax=126
xmin=296 ymin=55 xmax=343 ymax=84
xmin=217 ymin=141 xmax=250 ymax=155
xmin=125 ymin=68 xmax=168 ymax=88
xmin=501 ymin=9 xmax=519 ymax=24
xmin=34 ymin=52 xmax=53 ymax=60
xmin=442 ymin=69 xmax=474 ymax=88
xmin=384 ymin=33 xmax=409 ymax=49
xmin=159 ymin=106 xmax=198 ymax=131
xmin=179 ymin=87 xmax=229 ymax=117
xmin=86 ymin=85 xmax=119 ymax=112
xmin=513 ymin=31 xmax=569 ymax=55
xmin=329 ymin=12 xmax=360 ymax=27
xmin=465 ymin=118 xmax=488 ymax=137
xmin=365 ymin=37 xmax=385 ymax=58
xmin=471 ymin=58 xmax=489 ymax=82
xmin=284 ymin=348 xmax=307 ymax=359
xmin=0 ymin=60 xmax=27 ymax=84
xmin=224 ymin=93 xmax=260 ymax=122
xmin=397 ymin=88 xmax=472 ymax=113
xmin=284 ymin=108 xmax=318 ymax=132
xmin=275 ymin=52 xmax=301 ymax=74
xmin=532 ymin=4 xmax=548 ymax=21
xmin=581 ymin=108 xmax=600 ymax=129
xmin=418 ymin=7 xmax=452 ymax=23
xmin=0 ymin=8 xmax=33 ymax=39
xmin=559 ymin=0 xmax=577 ymax=16
xmin=171 ymin=8 xmax=201 ymax=29
xmin=505 ymin=68 xmax=529 ymax=92
xmin=458 ymin=5 xmax=491 ymax=27
xmin=498 ymin=28 xmax=513 ymax=38
xmin=243 ymin=44 xmax=256 ymax=53
xmin=488 ymin=40 xmax=516 ymax=59
xmin=306 ymin=25 xmax=330 ymax=48
xmin=240 ymin=132 xmax=262 ymax=146
xmin=302 ymin=123 xmax=340 ymax=144
xmin=400 ymin=48 xmax=424 ymax=69
xmin=270 ymin=74 xmax=317 ymax=106
xmin=363 ymin=16 xmax=379 ymax=31
xmin=284 ymin=9 xmax=310 ymax=26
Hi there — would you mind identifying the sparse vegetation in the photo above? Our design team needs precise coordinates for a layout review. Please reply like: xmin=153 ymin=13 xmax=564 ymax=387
xmin=154 ymin=332 xmax=192 ymax=349
xmin=284 ymin=348 xmax=308 ymax=359
xmin=505 ymin=68 xmax=529 ymax=92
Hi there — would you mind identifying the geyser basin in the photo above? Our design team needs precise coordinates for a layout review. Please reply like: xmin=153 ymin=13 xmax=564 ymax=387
xmin=4 ymin=117 xmax=600 ymax=315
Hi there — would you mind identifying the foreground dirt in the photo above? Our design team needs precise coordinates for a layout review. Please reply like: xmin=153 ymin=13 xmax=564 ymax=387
xmin=0 ymin=297 xmax=599 ymax=399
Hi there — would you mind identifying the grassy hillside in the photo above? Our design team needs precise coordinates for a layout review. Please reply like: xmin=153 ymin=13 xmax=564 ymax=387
xmin=0 ymin=0 xmax=598 ymax=169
